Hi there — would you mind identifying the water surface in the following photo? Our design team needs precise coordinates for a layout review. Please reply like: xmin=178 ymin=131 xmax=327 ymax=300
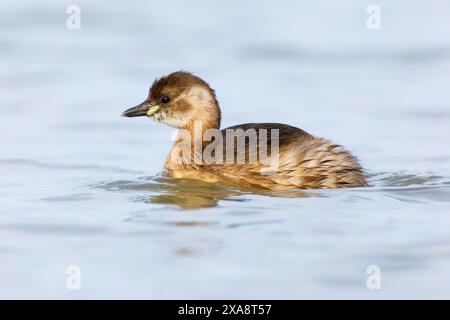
xmin=1 ymin=0 xmax=450 ymax=299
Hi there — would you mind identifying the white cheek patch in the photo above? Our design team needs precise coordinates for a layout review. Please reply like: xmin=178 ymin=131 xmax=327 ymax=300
xmin=184 ymin=86 xmax=213 ymax=106
xmin=153 ymin=110 xmax=186 ymax=128
xmin=161 ymin=116 xmax=186 ymax=128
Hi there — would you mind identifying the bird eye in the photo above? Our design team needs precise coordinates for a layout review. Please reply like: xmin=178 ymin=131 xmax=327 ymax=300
xmin=160 ymin=96 xmax=170 ymax=104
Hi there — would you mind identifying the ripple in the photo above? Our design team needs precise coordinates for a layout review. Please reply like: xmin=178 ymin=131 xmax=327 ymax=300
xmin=97 ymin=171 xmax=450 ymax=209
xmin=369 ymin=171 xmax=450 ymax=187
xmin=0 ymin=223 xmax=108 ymax=236
xmin=98 ymin=175 xmax=319 ymax=209
xmin=343 ymin=172 xmax=450 ymax=203
xmin=0 ymin=159 xmax=142 ymax=174
xmin=226 ymin=219 xmax=282 ymax=229
xmin=99 ymin=175 xmax=249 ymax=209
xmin=42 ymin=193 xmax=93 ymax=202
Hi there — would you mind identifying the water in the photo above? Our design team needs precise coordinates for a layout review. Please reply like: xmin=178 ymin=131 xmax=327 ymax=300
xmin=1 ymin=0 xmax=450 ymax=299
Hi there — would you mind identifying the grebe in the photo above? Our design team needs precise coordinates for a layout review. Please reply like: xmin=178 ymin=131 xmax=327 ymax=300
xmin=122 ymin=71 xmax=367 ymax=190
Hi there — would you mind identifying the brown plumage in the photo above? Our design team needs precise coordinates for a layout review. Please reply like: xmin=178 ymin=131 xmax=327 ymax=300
xmin=122 ymin=71 xmax=367 ymax=190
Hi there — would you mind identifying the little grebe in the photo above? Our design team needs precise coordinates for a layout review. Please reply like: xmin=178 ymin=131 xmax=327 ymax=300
xmin=122 ymin=71 xmax=367 ymax=190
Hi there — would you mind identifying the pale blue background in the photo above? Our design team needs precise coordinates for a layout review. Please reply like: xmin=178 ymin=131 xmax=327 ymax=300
xmin=1 ymin=0 xmax=450 ymax=298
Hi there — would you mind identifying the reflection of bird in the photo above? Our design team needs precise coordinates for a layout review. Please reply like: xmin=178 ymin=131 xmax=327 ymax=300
xmin=112 ymin=176 xmax=318 ymax=210
xmin=122 ymin=71 xmax=367 ymax=190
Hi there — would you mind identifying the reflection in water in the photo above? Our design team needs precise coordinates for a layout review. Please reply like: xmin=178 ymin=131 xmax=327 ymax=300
xmin=100 ymin=175 xmax=317 ymax=209
xmin=147 ymin=181 xmax=245 ymax=209
xmin=100 ymin=171 xmax=450 ymax=209
xmin=101 ymin=176 xmax=247 ymax=209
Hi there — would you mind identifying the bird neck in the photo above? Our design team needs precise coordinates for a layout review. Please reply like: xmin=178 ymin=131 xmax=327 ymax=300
xmin=166 ymin=103 xmax=221 ymax=168
xmin=185 ymin=100 xmax=221 ymax=143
